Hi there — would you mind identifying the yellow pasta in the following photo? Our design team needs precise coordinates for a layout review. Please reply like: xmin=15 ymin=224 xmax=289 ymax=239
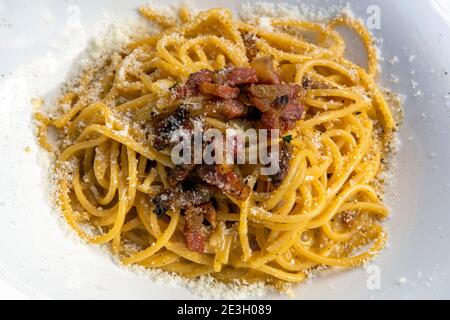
xmin=35 ymin=6 xmax=398 ymax=289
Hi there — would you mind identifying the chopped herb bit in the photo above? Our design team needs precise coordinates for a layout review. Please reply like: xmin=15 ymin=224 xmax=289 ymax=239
xmin=283 ymin=134 xmax=293 ymax=143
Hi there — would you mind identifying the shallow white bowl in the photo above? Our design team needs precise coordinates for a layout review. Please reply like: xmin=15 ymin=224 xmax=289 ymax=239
xmin=1 ymin=0 xmax=450 ymax=299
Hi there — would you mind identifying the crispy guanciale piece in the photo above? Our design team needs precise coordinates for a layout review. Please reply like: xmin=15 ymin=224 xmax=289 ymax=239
xmin=270 ymin=141 xmax=293 ymax=187
xmin=199 ymin=82 xmax=240 ymax=99
xmin=184 ymin=203 xmax=217 ymax=253
xmin=226 ymin=68 xmax=259 ymax=86
xmin=250 ymin=57 xmax=280 ymax=85
xmin=248 ymin=84 xmax=304 ymax=132
xmin=152 ymin=184 xmax=212 ymax=216
xmin=173 ymin=66 xmax=259 ymax=101
xmin=212 ymin=65 xmax=258 ymax=86
xmin=152 ymin=105 xmax=192 ymax=151
xmin=204 ymin=99 xmax=247 ymax=119
xmin=280 ymin=101 xmax=303 ymax=122
xmin=248 ymin=84 xmax=301 ymax=112
xmin=173 ymin=69 xmax=214 ymax=99
xmin=196 ymin=165 xmax=250 ymax=200
xmin=260 ymin=101 xmax=304 ymax=132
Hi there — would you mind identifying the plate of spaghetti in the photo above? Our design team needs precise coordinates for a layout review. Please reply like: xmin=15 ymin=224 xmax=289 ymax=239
xmin=1 ymin=0 xmax=450 ymax=299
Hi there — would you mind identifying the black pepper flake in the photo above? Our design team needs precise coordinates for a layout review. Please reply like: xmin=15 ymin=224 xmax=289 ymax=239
xmin=169 ymin=82 xmax=178 ymax=91
xmin=272 ymin=94 xmax=289 ymax=107
xmin=152 ymin=197 xmax=169 ymax=216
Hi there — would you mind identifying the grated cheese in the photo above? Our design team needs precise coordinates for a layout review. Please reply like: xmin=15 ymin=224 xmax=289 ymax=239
xmin=34 ymin=1 xmax=405 ymax=299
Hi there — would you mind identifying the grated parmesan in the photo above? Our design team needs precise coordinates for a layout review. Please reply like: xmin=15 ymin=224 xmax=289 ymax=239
xmin=34 ymin=1 xmax=404 ymax=299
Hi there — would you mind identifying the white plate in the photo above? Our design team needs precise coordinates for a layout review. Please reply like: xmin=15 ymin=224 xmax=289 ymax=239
xmin=1 ymin=0 xmax=450 ymax=299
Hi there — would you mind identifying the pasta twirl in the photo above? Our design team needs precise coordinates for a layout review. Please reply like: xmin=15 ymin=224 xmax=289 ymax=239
xmin=35 ymin=6 xmax=397 ymax=288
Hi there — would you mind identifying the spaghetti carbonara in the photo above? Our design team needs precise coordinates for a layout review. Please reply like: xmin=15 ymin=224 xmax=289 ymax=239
xmin=35 ymin=6 xmax=397 ymax=288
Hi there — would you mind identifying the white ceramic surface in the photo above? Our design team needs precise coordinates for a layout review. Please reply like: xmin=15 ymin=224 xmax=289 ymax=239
xmin=1 ymin=0 xmax=450 ymax=299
